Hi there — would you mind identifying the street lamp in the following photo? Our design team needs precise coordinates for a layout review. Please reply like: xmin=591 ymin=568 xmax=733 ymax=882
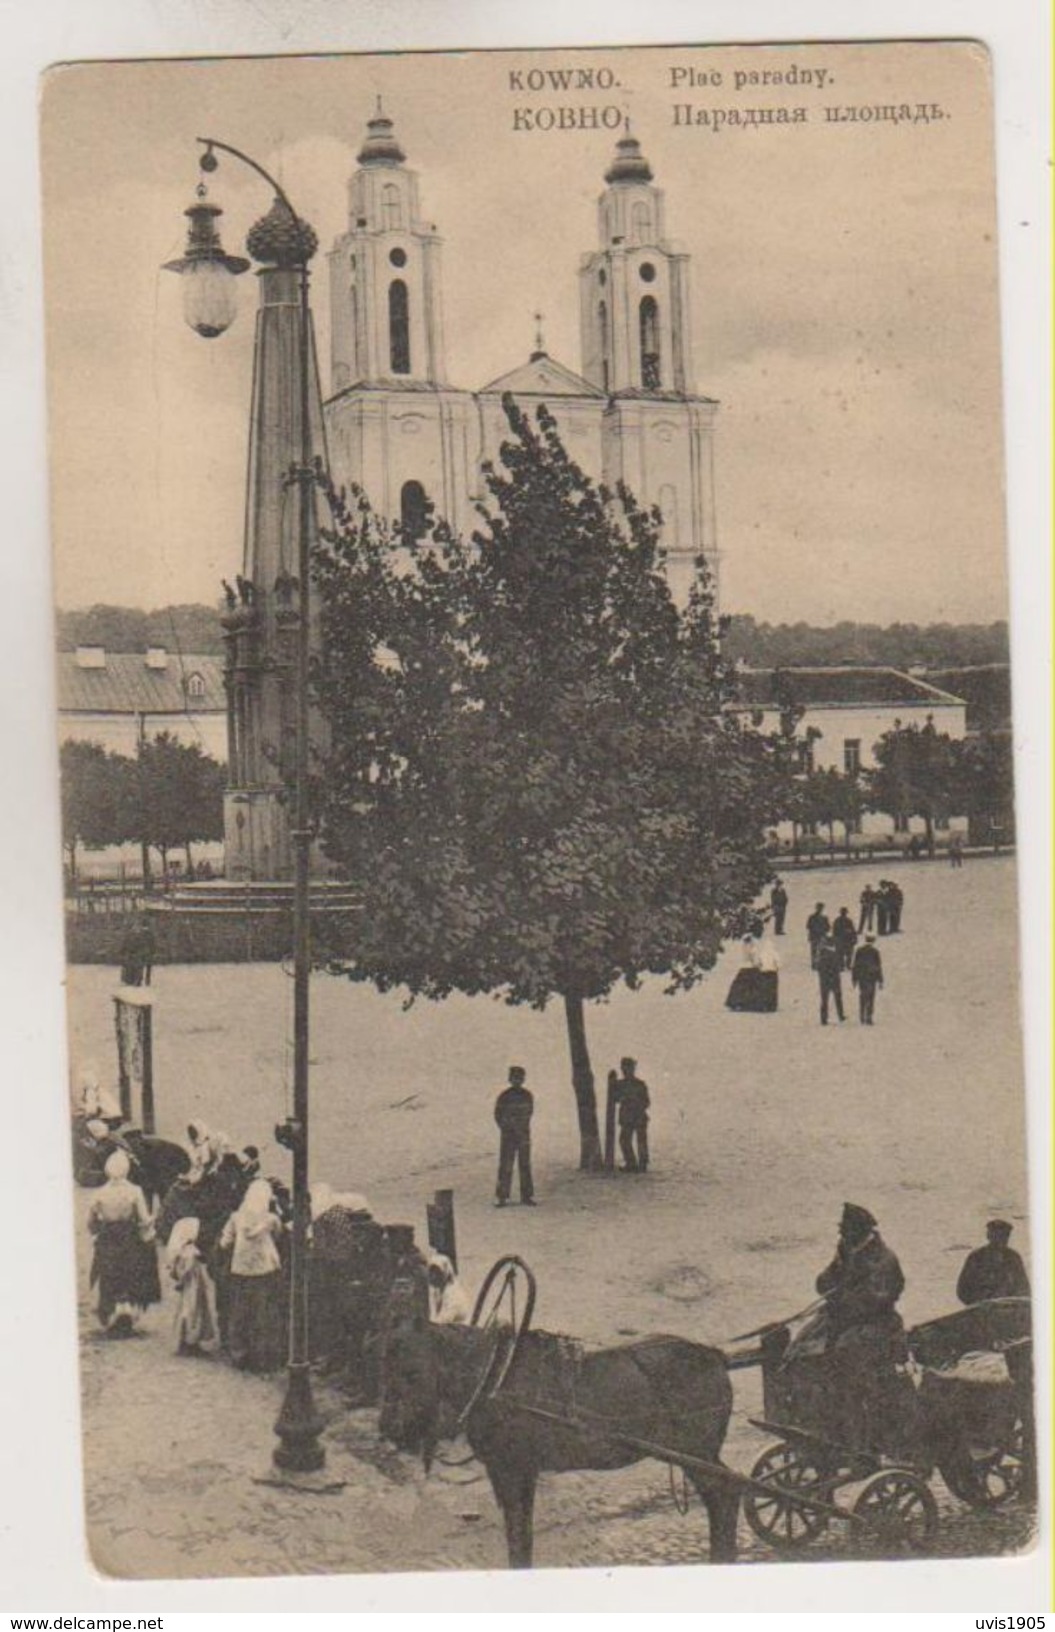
xmin=163 ymin=138 xmax=325 ymax=1475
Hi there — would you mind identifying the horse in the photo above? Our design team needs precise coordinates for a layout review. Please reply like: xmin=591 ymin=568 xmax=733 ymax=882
xmin=379 ymin=1314 xmax=739 ymax=1568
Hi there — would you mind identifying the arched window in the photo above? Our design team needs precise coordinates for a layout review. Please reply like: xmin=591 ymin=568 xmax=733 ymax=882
xmin=381 ymin=183 xmax=401 ymax=229
xmin=598 ymin=300 xmax=609 ymax=394
xmin=389 ymin=280 xmax=410 ymax=375
xmin=657 ymin=484 xmax=678 ymax=545
xmin=639 ymin=296 xmax=661 ymax=390
xmin=632 ymin=201 xmax=650 ymax=244
xmin=400 ymin=480 xmax=428 ymax=543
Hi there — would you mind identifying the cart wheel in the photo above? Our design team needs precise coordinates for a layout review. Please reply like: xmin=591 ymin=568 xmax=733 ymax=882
xmin=941 ymin=1421 xmax=1025 ymax=1509
xmin=743 ymin=1442 xmax=831 ymax=1550
xmin=853 ymin=1469 xmax=938 ymax=1553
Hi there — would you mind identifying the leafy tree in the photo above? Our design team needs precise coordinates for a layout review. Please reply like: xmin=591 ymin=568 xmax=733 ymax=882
xmin=311 ymin=399 xmax=792 ymax=1168
xmin=59 ymin=740 xmax=135 ymax=882
xmin=800 ymin=767 xmax=865 ymax=857
xmin=952 ymin=730 xmax=1016 ymax=849
xmin=722 ymin=615 xmax=1010 ymax=671
xmin=136 ymin=733 xmax=226 ymax=875
xmin=865 ymin=717 xmax=958 ymax=851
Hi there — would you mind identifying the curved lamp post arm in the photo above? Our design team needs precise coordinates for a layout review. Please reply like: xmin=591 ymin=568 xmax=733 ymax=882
xmin=196 ymin=136 xmax=302 ymax=228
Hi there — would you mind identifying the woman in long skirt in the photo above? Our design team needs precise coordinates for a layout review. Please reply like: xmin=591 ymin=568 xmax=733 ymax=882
xmin=87 ymin=1149 xmax=161 ymax=1335
xmin=219 ymin=1178 xmax=285 ymax=1373
xmin=166 ymin=1217 xmax=217 ymax=1355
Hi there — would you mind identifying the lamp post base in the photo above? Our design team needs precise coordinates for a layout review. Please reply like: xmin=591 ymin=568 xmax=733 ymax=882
xmin=272 ymin=1361 xmax=327 ymax=1473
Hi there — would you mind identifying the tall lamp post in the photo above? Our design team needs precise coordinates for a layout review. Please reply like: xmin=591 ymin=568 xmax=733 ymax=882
xmin=164 ymin=139 xmax=325 ymax=1474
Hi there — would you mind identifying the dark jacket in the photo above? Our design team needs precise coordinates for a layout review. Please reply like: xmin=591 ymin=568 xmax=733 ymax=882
xmin=851 ymin=944 xmax=884 ymax=987
xmin=494 ymin=1084 xmax=534 ymax=1137
xmin=615 ymin=1074 xmax=650 ymax=1128
xmin=806 ymin=910 xmax=830 ymax=944
xmin=817 ymin=1231 xmax=905 ymax=1339
xmin=816 ymin=942 xmax=842 ymax=983
xmin=832 ymin=913 xmax=857 ymax=950
xmin=957 ymin=1244 xmax=1031 ymax=1305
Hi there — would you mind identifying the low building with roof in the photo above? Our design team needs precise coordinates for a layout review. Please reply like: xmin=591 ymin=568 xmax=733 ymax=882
xmin=57 ymin=646 xmax=227 ymax=761
xmin=728 ymin=665 xmax=969 ymax=845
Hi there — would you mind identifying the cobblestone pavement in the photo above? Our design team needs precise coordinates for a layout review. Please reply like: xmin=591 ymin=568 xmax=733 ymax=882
xmin=69 ymin=857 xmax=1036 ymax=1578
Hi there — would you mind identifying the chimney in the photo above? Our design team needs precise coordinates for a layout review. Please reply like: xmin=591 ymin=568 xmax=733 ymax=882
xmin=74 ymin=646 xmax=106 ymax=669
xmin=145 ymin=647 xmax=168 ymax=671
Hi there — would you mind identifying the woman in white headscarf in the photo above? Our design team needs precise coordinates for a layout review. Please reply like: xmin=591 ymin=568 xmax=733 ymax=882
xmin=86 ymin=1149 xmax=161 ymax=1334
xmin=166 ymin=1217 xmax=217 ymax=1355
xmin=427 ymin=1251 xmax=472 ymax=1325
xmin=219 ymin=1178 xmax=285 ymax=1372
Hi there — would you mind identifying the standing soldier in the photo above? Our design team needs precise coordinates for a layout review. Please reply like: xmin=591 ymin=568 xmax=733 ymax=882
xmin=832 ymin=906 xmax=858 ymax=971
xmin=875 ymin=882 xmax=890 ymax=937
xmin=858 ymin=883 xmax=877 ymax=934
xmin=851 ymin=934 xmax=884 ymax=1025
xmin=494 ymin=1066 xmax=536 ymax=1207
xmin=613 ymin=1056 xmax=651 ymax=1173
xmin=806 ymin=903 xmax=830 ymax=971
xmin=770 ymin=878 xmax=788 ymax=936
xmin=816 ymin=933 xmax=845 ymax=1025
xmin=887 ymin=878 xmax=904 ymax=932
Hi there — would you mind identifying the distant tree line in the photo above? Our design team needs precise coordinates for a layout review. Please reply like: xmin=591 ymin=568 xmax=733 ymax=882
xmin=60 ymin=733 xmax=225 ymax=884
xmin=56 ymin=602 xmax=225 ymax=655
xmin=723 ymin=615 xmax=1009 ymax=671
xmin=56 ymin=601 xmax=1008 ymax=674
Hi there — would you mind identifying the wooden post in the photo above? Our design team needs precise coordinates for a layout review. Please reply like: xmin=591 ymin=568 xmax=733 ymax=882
xmin=604 ymin=1070 xmax=618 ymax=1172
xmin=113 ymin=998 xmax=132 ymax=1122
xmin=141 ymin=1000 xmax=155 ymax=1135
xmin=426 ymin=1188 xmax=457 ymax=1270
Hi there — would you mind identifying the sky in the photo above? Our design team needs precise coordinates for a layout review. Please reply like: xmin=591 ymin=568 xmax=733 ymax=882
xmin=41 ymin=40 xmax=1007 ymax=624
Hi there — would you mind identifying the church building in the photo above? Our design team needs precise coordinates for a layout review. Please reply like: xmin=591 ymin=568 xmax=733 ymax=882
xmin=324 ymin=105 xmax=720 ymax=607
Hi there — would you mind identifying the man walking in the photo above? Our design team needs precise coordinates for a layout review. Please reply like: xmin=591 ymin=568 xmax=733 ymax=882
xmin=817 ymin=933 xmax=845 ymax=1024
xmin=494 ymin=1066 xmax=536 ymax=1207
xmin=613 ymin=1056 xmax=651 ymax=1172
xmin=806 ymin=903 xmax=830 ymax=971
xmin=851 ymin=934 xmax=884 ymax=1025
xmin=832 ymin=906 xmax=858 ymax=971
xmin=770 ymin=878 xmax=788 ymax=936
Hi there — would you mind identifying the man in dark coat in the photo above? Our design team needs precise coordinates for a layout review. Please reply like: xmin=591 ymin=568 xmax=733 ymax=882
xmin=851 ymin=934 xmax=884 ymax=1025
xmin=770 ymin=879 xmax=788 ymax=936
xmin=886 ymin=878 xmax=904 ymax=932
xmin=875 ymin=882 xmax=890 ymax=936
xmin=816 ymin=934 xmax=845 ymax=1024
xmin=858 ymin=883 xmax=877 ymax=934
xmin=956 ymin=1220 xmax=1031 ymax=1305
xmin=613 ymin=1056 xmax=651 ymax=1173
xmin=832 ymin=907 xmax=857 ymax=971
xmin=817 ymin=1203 xmax=907 ymax=1450
xmin=494 ymin=1066 xmax=536 ymax=1206
xmin=806 ymin=903 xmax=830 ymax=970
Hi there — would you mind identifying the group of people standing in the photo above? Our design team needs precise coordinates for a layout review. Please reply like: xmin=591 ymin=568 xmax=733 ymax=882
xmin=805 ymin=880 xmax=905 ymax=1026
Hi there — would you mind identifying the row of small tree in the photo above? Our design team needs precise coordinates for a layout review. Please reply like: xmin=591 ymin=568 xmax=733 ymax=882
xmin=60 ymin=733 xmax=225 ymax=884
xmin=780 ymin=723 xmax=1014 ymax=856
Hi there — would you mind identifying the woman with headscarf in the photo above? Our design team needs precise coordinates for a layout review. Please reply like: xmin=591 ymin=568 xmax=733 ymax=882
xmin=86 ymin=1149 xmax=161 ymax=1335
xmin=219 ymin=1178 xmax=285 ymax=1373
xmin=427 ymin=1251 xmax=472 ymax=1326
xmin=166 ymin=1217 xmax=217 ymax=1356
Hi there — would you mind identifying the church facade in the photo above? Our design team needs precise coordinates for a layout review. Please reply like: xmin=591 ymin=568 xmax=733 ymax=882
xmin=324 ymin=106 xmax=720 ymax=608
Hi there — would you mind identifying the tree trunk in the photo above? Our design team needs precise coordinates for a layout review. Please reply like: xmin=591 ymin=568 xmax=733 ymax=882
xmin=66 ymin=840 xmax=77 ymax=888
xmin=563 ymin=991 xmax=603 ymax=1171
xmin=185 ymin=840 xmax=194 ymax=876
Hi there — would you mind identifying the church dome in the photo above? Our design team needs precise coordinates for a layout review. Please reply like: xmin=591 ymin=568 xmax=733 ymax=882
xmin=245 ymin=197 xmax=319 ymax=267
xmin=604 ymin=133 xmax=653 ymax=185
xmin=357 ymin=104 xmax=406 ymax=167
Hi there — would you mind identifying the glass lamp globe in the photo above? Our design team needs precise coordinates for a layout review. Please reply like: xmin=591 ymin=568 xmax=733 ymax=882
xmin=163 ymin=196 xmax=249 ymax=339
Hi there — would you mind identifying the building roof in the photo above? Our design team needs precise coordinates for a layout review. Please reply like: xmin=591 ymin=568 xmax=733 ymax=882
xmin=479 ymin=352 xmax=605 ymax=399
xmin=730 ymin=666 xmax=967 ymax=710
xmin=57 ymin=651 xmax=226 ymax=715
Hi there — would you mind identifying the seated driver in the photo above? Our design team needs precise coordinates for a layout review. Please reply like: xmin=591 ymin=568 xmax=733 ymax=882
xmin=815 ymin=1202 xmax=908 ymax=1451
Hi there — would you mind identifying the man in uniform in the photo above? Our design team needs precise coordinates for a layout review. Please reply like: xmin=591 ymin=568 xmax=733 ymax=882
xmin=613 ymin=1056 xmax=651 ymax=1173
xmin=851 ymin=934 xmax=884 ymax=1025
xmin=770 ymin=878 xmax=788 ymax=936
xmin=832 ymin=906 xmax=858 ymax=971
xmin=817 ymin=1203 xmax=907 ymax=1450
xmin=806 ymin=903 xmax=830 ymax=970
xmin=858 ymin=882 xmax=877 ymax=934
xmin=494 ymin=1065 xmax=536 ymax=1207
xmin=956 ymin=1220 xmax=1031 ymax=1305
xmin=816 ymin=932 xmax=845 ymax=1024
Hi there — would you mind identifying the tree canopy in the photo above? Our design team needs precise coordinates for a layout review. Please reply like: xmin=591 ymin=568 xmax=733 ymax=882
xmin=312 ymin=398 xmax=793 ymax=1167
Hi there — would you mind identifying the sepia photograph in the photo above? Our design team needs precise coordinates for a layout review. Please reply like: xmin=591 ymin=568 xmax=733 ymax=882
xmin=36 ymin=33 xmax=1041 ymax=1592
